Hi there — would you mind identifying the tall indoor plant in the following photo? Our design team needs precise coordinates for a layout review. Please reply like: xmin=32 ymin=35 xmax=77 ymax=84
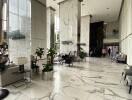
xmin=47 ymin=48 xmax=56 ymax=65
xmin=42 ymin=48 xmax=56 ymax=72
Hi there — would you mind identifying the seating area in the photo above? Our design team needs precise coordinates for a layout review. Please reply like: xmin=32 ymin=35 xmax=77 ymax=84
xmin=126 ymin=76 xmax=132 ymax=93
xmin=116 ymin=53 xmax=127 ymax=64
xmin=59 ymin=50 xmax=87 ymax=66
xmin=122 ymin=66 xmax=132 ymax=94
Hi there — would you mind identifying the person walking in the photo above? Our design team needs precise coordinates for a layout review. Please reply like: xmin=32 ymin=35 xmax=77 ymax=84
xmin=108 ymin=48 xmax=111 ymax=56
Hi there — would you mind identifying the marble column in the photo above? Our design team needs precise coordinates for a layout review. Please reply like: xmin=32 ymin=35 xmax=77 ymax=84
xmin=59 ymin=0 xmax=82 ymax=54
xmin=81 ymin=15 xmax=90 ymax=53
xmin=0 ymin=0 xmax=3 ymax=43
xmin=31 ymin=0 xmax=47 ymax=57
xmin=8 ymin=0 xmax=31 ymax=68
xmin=119 ymin=0 xmax=132 ymax=65
xmin=47 ymin=7 xmax=55 ymax=49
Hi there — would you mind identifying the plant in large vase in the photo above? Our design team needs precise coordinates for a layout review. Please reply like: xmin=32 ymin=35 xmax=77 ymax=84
xmin=42 ymin=48 xmax=56 ymax=72
xmin=42 ymin=63 xmax=53 ymax=80
xmin=35 ymin=48 xmax=44 ymax=59
xmin=42 ymin=48 xmax=56 ymax=80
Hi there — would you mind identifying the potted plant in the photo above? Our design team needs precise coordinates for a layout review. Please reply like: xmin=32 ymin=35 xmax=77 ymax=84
xmin=42 ymin=48 xmax=56 ymax=79
xmin=79 ymin=48 xmax=87 ymax=60
xmin=42 ymin=63 xmax=53 ymax=80
xmin=47 ymin=48 xmax=56 ymax=65
xmin=42 ymin=63 xmax=53 ymax=72
xmin=35 ymin=48 xmax=44 ymax=59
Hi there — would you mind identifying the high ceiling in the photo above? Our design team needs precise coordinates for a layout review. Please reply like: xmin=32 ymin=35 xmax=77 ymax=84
xmin=45 ymin=0 xmax=122 ymax=22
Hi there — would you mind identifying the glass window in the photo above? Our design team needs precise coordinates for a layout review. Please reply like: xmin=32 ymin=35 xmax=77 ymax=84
xmin=9 ymin=0 xmax=18 ymax=14
xmin=19 ymin=0 xmax=27 ymax=16
xmin=2 ymin=3 xmax=7 ymax=21
xmin=9 ymin=13 xmax=19 ymax=32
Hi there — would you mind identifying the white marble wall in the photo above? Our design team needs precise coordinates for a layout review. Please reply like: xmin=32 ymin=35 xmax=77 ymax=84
xmin=31 ymin=0 xmax=47 ymax=56
xmin=105 ymin=21 xmax=119 ymax=38
xmin=47 ymin=7 xmax=55 ymax=49
xmin=0 ymin=0 xmax=2 ymax=43
xmin=119 ymin=0 xmax=132 ymax=65
xmin=9 ymin=0 xmax=31 ymax=68
xmin=59 ymin=0 xmax=80 ymax=54
xmin=81 ymin=16 xmax=90 ymax=53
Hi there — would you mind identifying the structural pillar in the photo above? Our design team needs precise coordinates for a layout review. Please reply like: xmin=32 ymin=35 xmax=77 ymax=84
xmin=59 ymin=0 xmax=83 ymax=55
xmin=0 ymin=0 xmax=3 ymax=43
xmin=31 ymin=0 xmax=47 ymax=56
xmin=81 ymin=15 xmax=91 ymax=53
xmin=8 ymin=0 xmax=31 ymax=68
xmin=47 ymin=7 xmax=55 ymax=49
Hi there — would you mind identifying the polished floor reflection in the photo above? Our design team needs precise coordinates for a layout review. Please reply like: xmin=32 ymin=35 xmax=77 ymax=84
xmin=5 ymin=57 xmax=132 ymax=100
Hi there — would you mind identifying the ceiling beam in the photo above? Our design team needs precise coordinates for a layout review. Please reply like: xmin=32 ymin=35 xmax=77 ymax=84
xmin=35 ymin=0 xmax=46 ymax=7
xmin=58 ymin=0 xmax=83 ymax=5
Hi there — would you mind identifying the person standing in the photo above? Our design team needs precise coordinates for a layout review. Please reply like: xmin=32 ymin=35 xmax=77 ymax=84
xmin=108 ymin=48 xmax=111 ymax=56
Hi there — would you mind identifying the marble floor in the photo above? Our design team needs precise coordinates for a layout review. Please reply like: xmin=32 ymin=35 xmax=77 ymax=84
xmin=4 ymin=57 xmax=132 ymax=100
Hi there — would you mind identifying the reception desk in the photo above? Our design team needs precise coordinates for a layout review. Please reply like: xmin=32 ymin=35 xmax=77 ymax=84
xmin=0 ymin=65 xmax=24 ymax=87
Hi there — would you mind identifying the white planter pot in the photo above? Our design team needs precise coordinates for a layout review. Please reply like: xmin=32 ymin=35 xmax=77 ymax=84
xmin=42 ymin=71 xmax=53 ymax=80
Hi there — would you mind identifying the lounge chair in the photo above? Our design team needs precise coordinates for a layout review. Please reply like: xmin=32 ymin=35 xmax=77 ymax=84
xmin=126 ymin=75 xmax=132 ymax=94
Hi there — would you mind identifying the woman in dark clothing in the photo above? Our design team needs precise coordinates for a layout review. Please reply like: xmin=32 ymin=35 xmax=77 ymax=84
xmin=108 ymin=48 xmax=111 ymax=56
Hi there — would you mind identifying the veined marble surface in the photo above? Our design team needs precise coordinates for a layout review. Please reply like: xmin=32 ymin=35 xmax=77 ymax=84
xmin=4 ymin=57 xmax=132 ymax=100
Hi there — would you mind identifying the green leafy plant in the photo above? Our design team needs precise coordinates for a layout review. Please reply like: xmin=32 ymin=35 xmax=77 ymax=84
xmin=47 ymin=48 xmax=56 ymax=65
xmin=47 ymin=48 xmax=56 ymax=57
xmin=35 ymin=48 xmax=44 ymax=59
xmin=79 ymin=47 xmax=87 ymax=59
xmin=79 ymin=52 xmax=87 ymax=59
xmin=42 ymin=48 xmax=56 ymax=72
xmin=42 ymin=63 xmax=53 ymax=72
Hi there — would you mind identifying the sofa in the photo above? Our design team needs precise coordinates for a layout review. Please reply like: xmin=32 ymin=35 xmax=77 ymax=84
xmin=116 ymin=53 xmax=127 ymax=64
